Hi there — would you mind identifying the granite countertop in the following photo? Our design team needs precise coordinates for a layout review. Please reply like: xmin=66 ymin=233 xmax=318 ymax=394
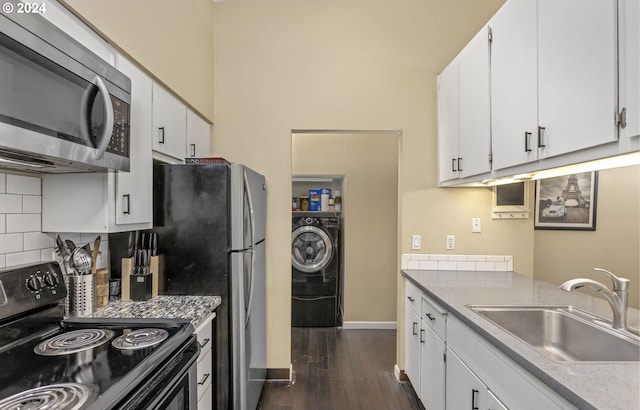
xmin=402 ymin=269 xmax=640 ymax=410
xmin=89 ymin=295 xmax=222 ymax=329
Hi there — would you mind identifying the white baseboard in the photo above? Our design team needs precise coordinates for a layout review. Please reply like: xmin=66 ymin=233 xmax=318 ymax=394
xmin=342 ymin=321 xmax=397 ymax=330
xmin=394 ymin=364 xmax=402 ymax=382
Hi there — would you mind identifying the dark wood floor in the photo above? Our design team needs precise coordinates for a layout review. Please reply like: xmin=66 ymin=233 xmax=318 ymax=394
xmin=257 ymin=327 xmax=421 ymax=410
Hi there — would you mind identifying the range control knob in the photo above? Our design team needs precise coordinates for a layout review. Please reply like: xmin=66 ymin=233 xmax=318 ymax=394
xmin=43 ymin=273 xmax=58 ymax=287
xmin=26 ymin=276 xmax=43 ymax=292
xmin=305 ymin=217 xmax=313 ymax=224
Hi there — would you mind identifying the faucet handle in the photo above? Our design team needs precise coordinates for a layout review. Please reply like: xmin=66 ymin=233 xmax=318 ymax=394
xmin=593 ymin=268 xmax=630 ymax=291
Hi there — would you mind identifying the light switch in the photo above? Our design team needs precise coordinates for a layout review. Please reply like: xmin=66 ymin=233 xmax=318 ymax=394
xmin=412 ymin=235 xmax=421 ymax=250
xmin=472 ymin=218 xmax=481 ymax=233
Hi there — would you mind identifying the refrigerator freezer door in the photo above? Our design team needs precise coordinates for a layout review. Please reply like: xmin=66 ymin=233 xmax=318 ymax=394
xmin=230 ymin=164 xmax=266 ymax=251
xmin=230 ymin=242 xmax=266 ymax=410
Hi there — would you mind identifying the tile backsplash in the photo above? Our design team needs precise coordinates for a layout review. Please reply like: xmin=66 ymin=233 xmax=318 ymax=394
xmin=402 ymin=253 xmax=514 ymax=272
xmin=0 ymin=172 xmax=107 ymax=269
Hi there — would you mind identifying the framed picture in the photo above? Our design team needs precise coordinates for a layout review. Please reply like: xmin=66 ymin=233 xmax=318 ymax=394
xmin=534 ymin=172 xmax=598 ymax=230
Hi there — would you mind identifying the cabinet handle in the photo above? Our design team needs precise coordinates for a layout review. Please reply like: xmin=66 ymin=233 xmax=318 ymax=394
xmin=472 ymin=389 xmax=479 ymax=410
xmin=420 ymin=329 xmax=425 ymax=343
xmin=412 ymin=322 xmax=418 ymax=336
xmin=457 ymin=157 xmax=463 ymax=172
xmin=452 ymin=158 xmax=457 ymax=172
xmin=537 ymin=126 xmax=546 ymax=148
xmin=122 ymin=194 xmax=130 ymax=215
xmin=407 ymin=296 xmax=415 ymax=302
xmin=190 ymin=143 xmax=196 ymax=157
xmin=524 ymin=131 xmax=532 ymax=152
xmin=198 ymin=373 xmax=210 ymax=386
xmin=425 ymin=313 xmax=435 ymax=321
xmin=158 ymin=127 xmax=165 ymax=144
xmin=198 ymin=338 xmax=210 ymax=349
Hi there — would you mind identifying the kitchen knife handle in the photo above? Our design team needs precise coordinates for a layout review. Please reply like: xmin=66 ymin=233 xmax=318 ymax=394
xmin=123 ymin=194 xmax=130 ymax=215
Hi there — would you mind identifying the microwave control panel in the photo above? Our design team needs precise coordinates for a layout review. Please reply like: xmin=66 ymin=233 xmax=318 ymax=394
xmin=106 ymin=96 xmax=130 ymax=158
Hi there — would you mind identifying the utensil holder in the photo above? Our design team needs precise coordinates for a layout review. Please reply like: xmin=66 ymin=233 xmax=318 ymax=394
xmin=121 ymin=255 xmax=164 ymax=301
xmin=65 ymin=274 xmax=95 ymax=317
xmin=95 ymin=268 xmax=109 ymax=307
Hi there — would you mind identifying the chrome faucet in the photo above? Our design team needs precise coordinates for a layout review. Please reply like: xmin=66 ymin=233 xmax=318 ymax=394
xmin=560 ymin=268 xmax=630 ymax=330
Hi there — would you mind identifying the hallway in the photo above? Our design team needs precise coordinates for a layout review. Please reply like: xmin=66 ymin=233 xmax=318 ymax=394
xmin=257 ymin=328 xmax=420 ymax=410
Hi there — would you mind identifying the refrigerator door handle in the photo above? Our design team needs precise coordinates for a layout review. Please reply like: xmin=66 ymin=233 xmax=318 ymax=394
xmin=244 ymin=168 xmax=257 ymax=327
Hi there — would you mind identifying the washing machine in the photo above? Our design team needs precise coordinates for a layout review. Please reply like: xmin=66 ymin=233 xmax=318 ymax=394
xmin=291 ymin=213 xmax=341 ymax=327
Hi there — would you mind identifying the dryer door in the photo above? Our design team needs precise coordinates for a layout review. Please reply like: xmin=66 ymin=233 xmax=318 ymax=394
xmin=291 ymin=225 xmax=334 ymax=273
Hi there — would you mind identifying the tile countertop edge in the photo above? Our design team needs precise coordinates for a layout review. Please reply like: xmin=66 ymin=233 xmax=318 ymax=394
xmin=401 ymin=269 xmax=640 ymax=410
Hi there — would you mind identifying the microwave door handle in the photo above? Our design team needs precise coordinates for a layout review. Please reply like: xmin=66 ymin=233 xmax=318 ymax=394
xmin=93 ymin=76 xmax=114 ymax=160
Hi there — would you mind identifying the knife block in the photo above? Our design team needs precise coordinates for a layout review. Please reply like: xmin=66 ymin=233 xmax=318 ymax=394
xmin=121 ymin=255 xmax=164 ymax=301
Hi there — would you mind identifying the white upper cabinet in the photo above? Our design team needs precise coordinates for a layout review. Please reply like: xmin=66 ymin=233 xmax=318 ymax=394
xmin=186 ymin=110 xmax=212 ymax=159
xmin=620 ymin=0 xmax=640 ymax=140
xmin=152 ymin=83 xmax=187 ymax=161
xmin=458 ymin=25 xmax=492 ymax=178
xmin=491 ymin=0 xmax=538 ymax=170
xmin=438 ymin=25 xmax=492 ymax=184
xmin=537 ymin=0 xmax=618 ymax=159
xmin=437 ymin=59 xmax=460 ymax=183
xmin=114 ymin=55 xmax=153 ymax=226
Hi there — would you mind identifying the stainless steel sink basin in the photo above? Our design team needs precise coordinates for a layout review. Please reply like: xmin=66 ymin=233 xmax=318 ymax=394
xmin=467 ymin=305 xmax=640 ymax=362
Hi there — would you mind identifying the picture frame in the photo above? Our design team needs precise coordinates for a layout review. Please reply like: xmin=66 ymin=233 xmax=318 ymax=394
xmin=534 ymin=171 xmax=598 ymax=230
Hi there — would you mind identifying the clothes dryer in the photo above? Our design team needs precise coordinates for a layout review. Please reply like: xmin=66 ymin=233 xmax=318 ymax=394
xmin=291 ymin=213 xmax=341 ymax=326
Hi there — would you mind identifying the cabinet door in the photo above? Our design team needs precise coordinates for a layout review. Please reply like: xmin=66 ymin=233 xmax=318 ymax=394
xmin=405 ymin=306 xmax=421 ymax=395
xmin=152 ymin=83 xmax=187 ymax=160
xmin=537 ymin=0 xmax=618 ymax=158
xmin=437 ymin=59 xmax=460 ymax=183
xmin=487 ymin=390 xmax=509 ymax=410
xmin=491 ymin=0 xmax=538 ymax=170
xmin=446 ymin=348 xmax=487 ymax=410
xmin=620 ymin=0 xmax=640 ymax=139
xmin=419 ymin=325 xmax=445 ymax=410
xmin=114 ymin=56 xmax=153 ymax=226
xmin=186 ymin=110 xmax=212 ymax=159
xmin=458 ymin=25 xmax=491 ymax=178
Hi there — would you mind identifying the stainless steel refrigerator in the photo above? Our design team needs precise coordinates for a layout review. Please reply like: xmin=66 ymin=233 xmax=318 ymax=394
xmin=153 ymin=163 xmax=267 ymax=410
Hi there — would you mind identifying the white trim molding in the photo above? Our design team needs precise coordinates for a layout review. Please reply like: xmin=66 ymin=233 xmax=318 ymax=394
xmin=342 ymin=321 xmax=397 ymax=330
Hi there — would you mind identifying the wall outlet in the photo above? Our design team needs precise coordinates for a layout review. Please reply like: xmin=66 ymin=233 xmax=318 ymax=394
xmin=446 ymin=235 xmax=455 ymax=250
xmin=411 ymin=235 xmax=421 ymax=250
xmin=472 ymin=217 xmax=481 ymax=233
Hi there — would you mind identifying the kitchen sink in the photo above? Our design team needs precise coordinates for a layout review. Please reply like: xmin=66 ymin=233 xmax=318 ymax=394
xmin=467 ymin=305 xmax=640 ymax=362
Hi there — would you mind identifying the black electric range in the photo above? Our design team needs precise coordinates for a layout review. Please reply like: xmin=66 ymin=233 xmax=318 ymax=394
xmin=0 ymin=262 xmax=200 ymax=410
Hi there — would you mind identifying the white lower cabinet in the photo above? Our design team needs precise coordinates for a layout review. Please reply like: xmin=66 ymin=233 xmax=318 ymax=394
xmin=404 ymin=279 xmax=576 ymax=410
xmin=446 ymin=348 xmax=488 ymax=410
xmin=195 ymin=312 xmax=215 ymax=410
xmin=487 ymin=390 xmax=509 ymax=410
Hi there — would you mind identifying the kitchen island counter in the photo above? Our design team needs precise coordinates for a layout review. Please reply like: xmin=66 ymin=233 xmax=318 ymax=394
xmin=89 ymin=295 xmax=221 ymax=329
xmin=402 ymin=269 xmax=640 ymax=410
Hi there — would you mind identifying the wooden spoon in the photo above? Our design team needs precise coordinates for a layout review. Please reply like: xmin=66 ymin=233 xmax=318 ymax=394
xmin=91 ymin=236 xmax=101 ymax=274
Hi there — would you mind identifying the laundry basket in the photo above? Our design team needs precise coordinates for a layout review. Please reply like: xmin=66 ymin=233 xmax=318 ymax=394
xmin=65 ymin=275 xmax=96 ymax=317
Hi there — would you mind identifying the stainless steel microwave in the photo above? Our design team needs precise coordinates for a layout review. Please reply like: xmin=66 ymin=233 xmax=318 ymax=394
xmin=0 ymin=11 xmax=131 ymax=173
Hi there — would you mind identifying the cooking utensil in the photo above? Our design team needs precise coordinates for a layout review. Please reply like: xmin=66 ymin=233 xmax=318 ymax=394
xmin=55 ymin=235 xmax=68 ymax=258
xmin=91 ymin=236 xmax=100 ymax=275
xmin=70 ymin=248 xmax=92 ymax=275
xmin=65 ymin=239 xmax=76 ymax=252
